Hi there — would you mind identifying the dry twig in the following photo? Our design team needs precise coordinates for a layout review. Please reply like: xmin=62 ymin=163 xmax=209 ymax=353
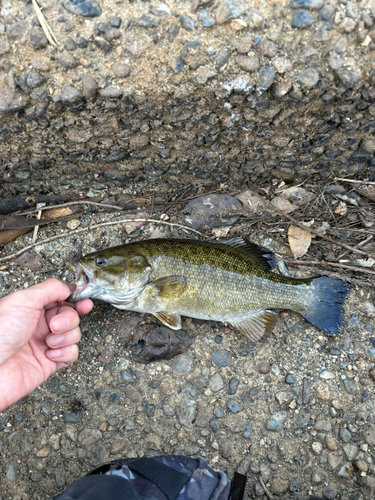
xmin=259 ymin=476 xmax=274 ymax=500
xmin=288 ymin=260 xmax=375 ymax=276
xmin=0 ymin=218 xmax=202 ymax=263
xmin=335 ymin=177 xmax=375 ymax=186
xmin=31 ymin=0 xmax=58 ymax=47
xmin=336 ymin=235 xmax=373 ymax=261
xmin=18 ymin=200 xmax=125 ymax=216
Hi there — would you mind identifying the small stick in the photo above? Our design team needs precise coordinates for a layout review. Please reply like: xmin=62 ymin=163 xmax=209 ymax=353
xmin=259 ymin=476 xmax=274 ymax=500
xmin=0 ymin=218 xmax=202 ymax=263
xmin=336 ymin=234 xmax=373 ymax=261
xmin=31 ymin=0 xmax=58 ymax=47
xmin=288 ymin=260 xmax=375 ymax=276
xmin=32 ymin=204 xmax=44 ymax=244
xmin=335 ymin=177 xmax=375 ymax=186
xmin=17 ymin=200 xmax=124 ymax=216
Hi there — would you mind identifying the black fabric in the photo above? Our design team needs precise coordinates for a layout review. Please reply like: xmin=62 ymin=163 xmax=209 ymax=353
xmin=127 ymin=457 xmax=191 ymax=500
xmin=229 ymin=472 xmax=246 ymax=500
xmin=53 ymin=474 xmax=142 ymax=500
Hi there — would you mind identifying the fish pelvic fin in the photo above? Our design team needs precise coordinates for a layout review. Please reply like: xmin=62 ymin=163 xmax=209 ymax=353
xmin=218 ymin=238 xmax=276 ymax=270
xmin=154 ymin=311 xmax=182 ymax=330
xmin=151 ymin=275 xmax=187 ymax=299
xmin=232 ymin=310 xmax=278 ymax=342
xmin=302 ymin=276 xmax=351 ymax=335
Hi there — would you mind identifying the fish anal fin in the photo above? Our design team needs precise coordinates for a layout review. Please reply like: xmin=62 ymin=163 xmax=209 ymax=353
xmin=154 ymin=312 xmax=182 ymax=330
xmin=219 ymin=238 xmax=276 ymax=270
xmin=151 ymin=275 xmax=187 ymax=299
xmin=232 ymin=310 xmax=278 ymax=342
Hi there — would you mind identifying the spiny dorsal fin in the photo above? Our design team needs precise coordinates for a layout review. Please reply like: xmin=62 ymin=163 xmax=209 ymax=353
xmin=217 ymin=238 xmax=276 ymax=270
xmin=231 ymin=310 xmax=278 ymax=342
xmin=154 ymin=312 xmax=182 ymax=330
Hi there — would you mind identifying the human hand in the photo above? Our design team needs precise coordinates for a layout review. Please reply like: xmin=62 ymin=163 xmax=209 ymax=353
xmin=0 ymin=278 xmax=93 ymax=411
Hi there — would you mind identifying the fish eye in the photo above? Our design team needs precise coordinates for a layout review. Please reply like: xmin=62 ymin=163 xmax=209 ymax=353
xmin=95 ymin=256 xmax=107 ymax=267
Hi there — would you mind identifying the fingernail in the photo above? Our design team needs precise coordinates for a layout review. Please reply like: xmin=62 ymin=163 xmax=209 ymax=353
xmin=48 ymin=349 xmax=62 ymax=359
xmin=68 ymin=283 xmax=76 ymax=292
xmin=51 ymin=317 xmax=70 ymax=332
xmin=48 ymin=334 xmax=64 ymax=346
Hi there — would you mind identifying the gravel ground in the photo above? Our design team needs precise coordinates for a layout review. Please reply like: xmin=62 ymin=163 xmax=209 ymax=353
xmin=1 ymin=205 xmax=375 ymax=500
xmin=1 ymin=0 xmax=375 ymax=498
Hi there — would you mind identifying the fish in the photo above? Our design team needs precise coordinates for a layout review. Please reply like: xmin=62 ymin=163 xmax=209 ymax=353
xmin=68 ymin=238 xmax=351 ymax=342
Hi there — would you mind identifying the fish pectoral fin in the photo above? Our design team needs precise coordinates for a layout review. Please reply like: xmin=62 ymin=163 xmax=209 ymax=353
xmin=151 ymin=275 xmax=187 ymax=299
xmin=154 ymin=311 xmax=182 ymax=330
xmin=232 ymin=310 xmax=278 ymax=342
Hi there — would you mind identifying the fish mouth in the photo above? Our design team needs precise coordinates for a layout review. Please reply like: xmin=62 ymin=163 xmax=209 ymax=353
xmin=67 ymin=262 xmax=93 ymax=302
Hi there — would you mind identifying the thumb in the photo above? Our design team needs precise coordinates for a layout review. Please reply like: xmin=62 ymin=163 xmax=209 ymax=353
xmin=13 ymin=279 xmax=73 ymax=309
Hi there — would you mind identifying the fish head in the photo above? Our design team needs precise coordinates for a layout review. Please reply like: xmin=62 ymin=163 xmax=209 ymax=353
xmin=68 ymin=246 xmax=151 ymax=305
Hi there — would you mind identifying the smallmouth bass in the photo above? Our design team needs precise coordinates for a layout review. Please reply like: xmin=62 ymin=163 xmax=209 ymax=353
xmin=69 ymin=238 xmax=351 ymax=342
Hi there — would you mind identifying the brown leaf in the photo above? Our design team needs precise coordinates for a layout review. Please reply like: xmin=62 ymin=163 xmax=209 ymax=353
xmin=0 ymin=228 xmax=31 ymax=245
xmin=42 ymin=207 xmax=75 ymax=219
xmin=288 ymin=225 xmax=312 ymax=258
xmin=15 ymin=252 xmax=54 ymax=272
xmin=0 ymin=215 xmax=52 ymax=230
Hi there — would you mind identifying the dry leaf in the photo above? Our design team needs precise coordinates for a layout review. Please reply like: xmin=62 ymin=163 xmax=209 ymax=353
xmin=335 ymin=201 xmax=347 ymax=215
xmin=236 ymin=190 xmax=267 ymax=214
xmin=288 ymin=225 xmax=312 ymax=258
xmin=15 ymin=252 xmax=54 ymax=272
xmin=122 ymin=212 xmax=149 ymax=234
xmin=355 ymin=258 xmax=375 ymax=268
xmin=279 ymin=186 xmax=313 ymax=205
xmin=0 ymin=228 xmax=31 ymax=245
xmin=270 ymin=197 xmax=297 ymax=214
xmin=314 ymin=221 xmax=330 ymax=236
xmin=354 ymin=184 xmax=375 ymax=202
xmin=42 ymin=207 xmax=75 ymax=219
xmin=212 ymin=226 xmax=231 ymax=238
xmin=0 ymin=215 xmax=52 ymax=230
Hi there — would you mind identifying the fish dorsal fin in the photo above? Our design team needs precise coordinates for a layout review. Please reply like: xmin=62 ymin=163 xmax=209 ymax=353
xmin=218 ymin=238 xmax=276 ymax=270
xmin=154 ymin=312 xmax=182 ymax=330
xmin=231 ymin=310 xmax=278 ymax=342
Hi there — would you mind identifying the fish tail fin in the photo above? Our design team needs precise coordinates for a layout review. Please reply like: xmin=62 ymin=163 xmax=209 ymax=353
xmin=302 ymin=276 xmax=351 ymax=335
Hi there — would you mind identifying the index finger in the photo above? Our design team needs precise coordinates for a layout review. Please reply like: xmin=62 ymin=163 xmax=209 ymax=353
xmin=45 ymin=298 xmax=93 ymax=316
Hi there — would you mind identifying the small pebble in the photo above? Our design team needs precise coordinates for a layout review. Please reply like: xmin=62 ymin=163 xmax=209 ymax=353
xmin=213 ymin=351 xmax=230 ymax=367
xmin=257 ymin=66 xmax=276 ymax=94
xmin=113 ymin=63 xmax=131 ymax=78
xmin=110 ymin=16 xmax=122 ymax=28
xmin=228 ymin=400 xmax=242 ymax=413
xmin=209 ymin=373 xmax=224 ymax=392
xmin=265 ymin=411 xmax=287 ymax=431
xmin=291 ymin=9 xmax=314 ymax=28
xmin=29 ymin=30 xmax=48 ymax=48
xmin=285 ymin=373 xmax=298 ymax=384
xmin=65 ymin=38 xmax=77 ymax=51
xmin=243 ymin=423 xmax=252 ymax=438
xmin=62 ymin=0 xmax=102 ymax=18
xmin=343 ymin=379 xmax=357 ymax=394
xmin=228 ymin=378 xmax=239 ymax=395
